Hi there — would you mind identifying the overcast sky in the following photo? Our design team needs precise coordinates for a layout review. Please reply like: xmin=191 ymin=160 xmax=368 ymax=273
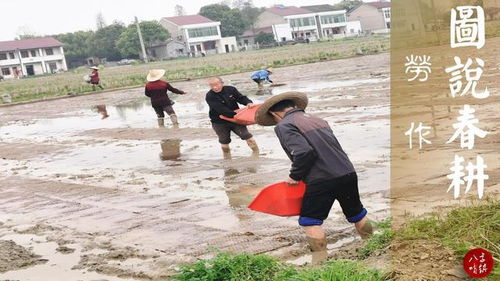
xmin=0 ymin=0 xmax=352 ymax=41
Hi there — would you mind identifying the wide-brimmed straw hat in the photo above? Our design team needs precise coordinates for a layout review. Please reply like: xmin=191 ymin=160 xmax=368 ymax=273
xmin=89 ymin=66 xmax=99 ymax=70
xmin=146 ymin=69 xmax=166 ymax=82
xmin=266 ymin=67 xmax=273 ymax=73
xmin=255 ymin=91 xmax=308 ymax=126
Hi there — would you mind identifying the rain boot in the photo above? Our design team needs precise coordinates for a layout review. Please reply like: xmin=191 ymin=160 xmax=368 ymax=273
xmin=169 ymin=114 xmax=179 ymax=127
xmin=157 ymin=118 xmax=165 ymax=127
xmin=306 ymin=236 xmax=328 ymax=265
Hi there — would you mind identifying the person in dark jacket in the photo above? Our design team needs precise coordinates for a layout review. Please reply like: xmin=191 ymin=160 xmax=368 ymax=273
xmin=255 ymin=91 xmax=373 ymax=262
xmin=206 ymin=76 xmax=259 ymax=156
xmin=145 ymin=69 xmax=187 ymax=127
xmin=89 ymin=66 xmax=104 ymax=90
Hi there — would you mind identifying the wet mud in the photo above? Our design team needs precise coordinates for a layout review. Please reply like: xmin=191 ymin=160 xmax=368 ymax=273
xmin=0 ymin=54 xmax=390 ymax=280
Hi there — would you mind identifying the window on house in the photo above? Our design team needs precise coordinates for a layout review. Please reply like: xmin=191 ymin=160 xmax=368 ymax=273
xmin=244 ymin=39 xmax=249 ymax=45
xmin=320 ymin=15 xmax=346 ymax=25
xmin=48 ymin=63 xmax=57 ymax=73
xmin=45 ymin=48 xmax=54 ymax=55
xmin=30 ymin=50 xmax=38 ymax=57
xmin=290 ymin=17 xmax=316 ymax=28
xmin=0 ymin=53 xmax=7 ymax=60
xmin=1 ymin=68 xmax=11 ymax=75
xmin=21 ymin=50 xmax=29 ymax=58
xmin=187 ymin=26 xmax=218 ymax=38
xmin=8 ymin=52 xmax=15 ymax=59
xmin=384 ymin=9 xmax=391 ymax=19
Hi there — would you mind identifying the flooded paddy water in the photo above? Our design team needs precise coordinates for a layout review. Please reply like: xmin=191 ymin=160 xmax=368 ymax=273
xmin=0 ymin=54 xmax=390 ymax=280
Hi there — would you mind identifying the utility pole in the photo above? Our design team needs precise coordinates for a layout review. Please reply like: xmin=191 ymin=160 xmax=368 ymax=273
xmin=135 ymin=16 xmax=148 ymax=63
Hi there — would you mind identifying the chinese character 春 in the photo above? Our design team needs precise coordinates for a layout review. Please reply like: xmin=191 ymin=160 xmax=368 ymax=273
xmin=447 ymin=155 xmax=488 ymax=199
xmin=405 ymin=122 xmax=432 ymax=149
xmin=451 ymin=6 xmax=485 ymax=49
xmin=405 ymin=55 xmax=432 ymax=82
xmin=446 ymin=105 xmax=487 ymax=149
xmin=445 ymin=56 xmax=489 ymax=98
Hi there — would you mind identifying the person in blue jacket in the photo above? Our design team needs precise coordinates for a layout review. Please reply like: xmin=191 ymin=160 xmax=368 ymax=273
xmin=251 ymin=67 xmax=273 ymax=89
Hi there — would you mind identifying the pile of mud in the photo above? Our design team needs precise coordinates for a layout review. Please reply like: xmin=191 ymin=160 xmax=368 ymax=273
xmin=0 ymin=240 xmax=47 ymax=272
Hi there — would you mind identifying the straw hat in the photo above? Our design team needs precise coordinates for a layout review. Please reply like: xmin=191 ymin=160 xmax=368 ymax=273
xmin=266 ymin=67 xmax=273 ymax=73
xmin=89 ymin=66 xmax=99 ymax=70
xmin=255 ymin=91 xmax=308 ymax=126
xmin=147 ymin=69 xmax=166 ymax=82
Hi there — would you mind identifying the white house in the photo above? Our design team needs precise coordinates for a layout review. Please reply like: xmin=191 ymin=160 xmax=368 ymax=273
xmin=147 ymin=39 xmax=188 ymax=60
xmin=0 ymin=37 xmax=67 ymax=79
xmin=246 ymin=5 xmax=361 ymax=44
xmin=348 ymin=2 xmax=391 ymax=34
xmin=159 ymin=14 xmax=237 ymax=57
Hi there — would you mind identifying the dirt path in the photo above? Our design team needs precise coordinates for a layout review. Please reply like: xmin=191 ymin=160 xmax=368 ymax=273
xmin=0 ymin=54 xmax=390 ymax=280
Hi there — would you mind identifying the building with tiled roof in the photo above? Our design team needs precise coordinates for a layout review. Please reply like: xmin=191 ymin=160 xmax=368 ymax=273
xmin=348 ymin=2 xmax=391 ymax=33
xmin=160 ymin=14 xmax=237 ymax=57
xmin=239 ymin=4 xmax=361 ymax=47
xmin=0 ymin=37 xmax=67 ymax=79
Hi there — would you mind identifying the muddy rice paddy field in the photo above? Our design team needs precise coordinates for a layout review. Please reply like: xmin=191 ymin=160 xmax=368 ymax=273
xmin=0 ymin=54 xmax=390 ymax=280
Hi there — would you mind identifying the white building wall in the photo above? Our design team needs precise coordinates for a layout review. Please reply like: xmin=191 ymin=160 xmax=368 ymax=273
xmin=346 ymin=21 xmax=362 ymax=35
xmin=272 ymin=24 xmax=293 ymax=41
xmin=0 ymin=46 xmax=67 ymax=78
xmin=218 ymin=37 xmax=237 ymax=53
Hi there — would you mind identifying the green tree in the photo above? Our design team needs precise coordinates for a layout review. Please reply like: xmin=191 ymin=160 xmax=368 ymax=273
xmin=116 ymin=20 xmax=170 ymax=58
xmin=88 ymin=22 xmax=126 ymax=61
xmin=332 ymin=0 xmax=363 ymax=12
xmin=240 ymin=1 xmax=264 ymax=31
xmin=55 ymin=31 xmax=93 ymax=67
xmin=199 ymin=4 xmax=246 ymax=37
xmin=255 ymin=32 xmax=275 ymax=45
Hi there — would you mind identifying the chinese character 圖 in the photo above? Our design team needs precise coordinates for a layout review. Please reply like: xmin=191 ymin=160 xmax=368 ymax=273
xmin=451 ymin=6 xmax=485 ymax=49
xmin=445 ymin=56 xmax=489 ymax=99
xmin=447 ymin=155 xmax=488 ymax=199
xmin=404 ymin=122 xmax=432 ymax=149
xmin=446 ymin=104 xmax=488 ymax=149
xmin=404 ymin=55 xmax=431 ymax=82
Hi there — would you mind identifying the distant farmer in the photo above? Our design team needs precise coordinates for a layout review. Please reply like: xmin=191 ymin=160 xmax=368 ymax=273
xmin=251 ymin=67 xmax=273 ymax=89
xmin=255 ymin=91 xmax=373 ymax=261
xmin=89 ymin=66 xmax=104 ymax=90
xmin=206 ymin=76 xmax=259 ymax=156
xmin=145 ymin=69 xmax=186 ymax=128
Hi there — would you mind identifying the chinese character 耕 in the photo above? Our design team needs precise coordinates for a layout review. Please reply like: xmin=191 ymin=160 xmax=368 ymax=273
xmin=447 ymin=154 xmax=488 ymax=199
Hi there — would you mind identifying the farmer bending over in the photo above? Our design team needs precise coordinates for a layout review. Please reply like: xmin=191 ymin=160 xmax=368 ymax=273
xmin=255 ymin=91 xmax=373 ymax=261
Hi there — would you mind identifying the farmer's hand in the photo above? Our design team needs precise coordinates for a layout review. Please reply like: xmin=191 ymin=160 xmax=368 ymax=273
xmin=287 ymin=177 xmax=299 ymax=185
xmin=247 ymin=103 xmax=255 ymax=108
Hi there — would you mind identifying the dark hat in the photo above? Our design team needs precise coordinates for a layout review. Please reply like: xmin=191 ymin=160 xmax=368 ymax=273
xmin=255 ymin=91 xmax=308 ymax=126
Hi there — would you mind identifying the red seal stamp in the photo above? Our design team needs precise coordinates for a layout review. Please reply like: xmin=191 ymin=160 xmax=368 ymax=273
xmin=463 ymin=248 xmax=494 ymax=278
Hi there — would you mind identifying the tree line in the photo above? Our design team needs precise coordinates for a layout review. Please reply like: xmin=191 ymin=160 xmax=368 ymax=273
xmin=19 ymin=1 xmax=364 ymax=68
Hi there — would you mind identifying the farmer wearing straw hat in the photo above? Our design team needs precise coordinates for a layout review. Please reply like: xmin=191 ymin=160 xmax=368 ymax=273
xmin=255 ymin=92 xmax=373 ymax=261
xmin=251 ymin=67 xmax=273 ymax=90
xmin=89 ymin=66 xmax=104 ymax=90
xmin=145 ymin=69 xmax=187 ymax=128
xmin=206 ymin=76 xmax=259 ymax=157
